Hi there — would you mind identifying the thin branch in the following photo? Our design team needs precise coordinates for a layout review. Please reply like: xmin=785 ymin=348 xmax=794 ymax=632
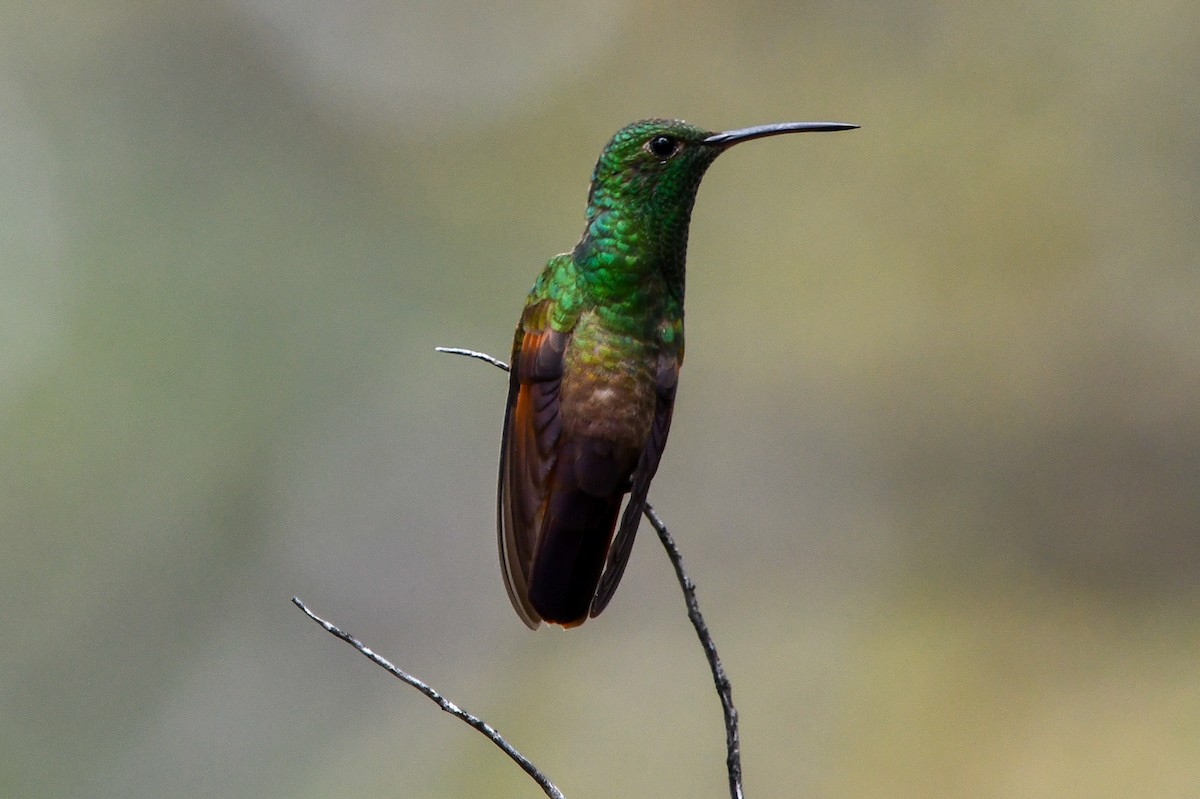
xmin=292 ymin=597 xmax=565 ymax=799
xmin=435 ymin=346 xmax=511 ymax=372
xmin=642 ymin=504 xmax=743 ymax=799
xmin=438 ymin=344 xmax=744 ymax=799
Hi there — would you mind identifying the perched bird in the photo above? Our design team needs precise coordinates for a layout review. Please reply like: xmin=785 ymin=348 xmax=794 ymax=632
xmin=498 ymin=118 xmax=857 ymax=629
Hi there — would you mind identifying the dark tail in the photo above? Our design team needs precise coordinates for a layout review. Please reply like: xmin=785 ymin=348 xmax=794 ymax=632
xmin=527 ymin=486 xmax=622 ymax=627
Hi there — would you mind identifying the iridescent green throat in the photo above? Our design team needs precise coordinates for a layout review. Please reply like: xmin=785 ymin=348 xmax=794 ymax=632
xmin=572 ymin=122 xmax=723 ymax=321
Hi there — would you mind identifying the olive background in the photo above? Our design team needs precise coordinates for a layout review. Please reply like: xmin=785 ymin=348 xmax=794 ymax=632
xmin=2 ymin=3 xmax=1197 ymax=797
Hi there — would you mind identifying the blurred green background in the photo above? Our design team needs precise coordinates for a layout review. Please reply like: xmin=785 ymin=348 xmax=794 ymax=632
xmin=3 ymin=2 xmax=1198 ymax=797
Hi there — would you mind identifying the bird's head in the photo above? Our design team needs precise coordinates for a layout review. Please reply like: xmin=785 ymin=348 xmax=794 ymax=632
xmin=585 ymin=118 xmax=857 ymax=225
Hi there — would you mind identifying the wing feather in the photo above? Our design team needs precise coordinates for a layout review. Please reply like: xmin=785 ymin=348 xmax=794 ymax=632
xmin=498 ymin=302 xmax=566 ymax=629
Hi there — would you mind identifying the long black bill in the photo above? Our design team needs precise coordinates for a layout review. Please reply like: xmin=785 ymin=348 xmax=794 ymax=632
xmin=703 ymin=121 xmax=858 ymax=147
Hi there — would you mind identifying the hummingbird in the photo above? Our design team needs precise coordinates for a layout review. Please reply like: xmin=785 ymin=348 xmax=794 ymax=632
xmin=498 ymin=118 xmax=857 ymax=629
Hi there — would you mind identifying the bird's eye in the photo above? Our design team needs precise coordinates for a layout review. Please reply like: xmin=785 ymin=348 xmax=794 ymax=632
xmin=646 ymin=135 xmax=679 ymax=159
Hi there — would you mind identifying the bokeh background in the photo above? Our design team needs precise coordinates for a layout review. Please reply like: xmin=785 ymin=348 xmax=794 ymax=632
xmin=3 ymin=2 xmax=1198 ymax=797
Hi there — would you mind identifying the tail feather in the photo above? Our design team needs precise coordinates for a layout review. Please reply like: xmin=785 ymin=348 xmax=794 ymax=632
xmin=527 ymin=487 xmax=622 ymax=627
xmin=524 ymin=436 xmax=634 ymax=627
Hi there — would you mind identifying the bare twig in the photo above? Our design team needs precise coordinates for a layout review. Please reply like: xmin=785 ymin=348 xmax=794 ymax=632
xmin=642 ymin=504 xmax=743 ymax=799
xmin=434 ymin=346 xmax=511 ymax=371
xmin=292 ymin=597 xmax=565 ymax=799
xmin=438 ymin=345 xmax=745 ymax=799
